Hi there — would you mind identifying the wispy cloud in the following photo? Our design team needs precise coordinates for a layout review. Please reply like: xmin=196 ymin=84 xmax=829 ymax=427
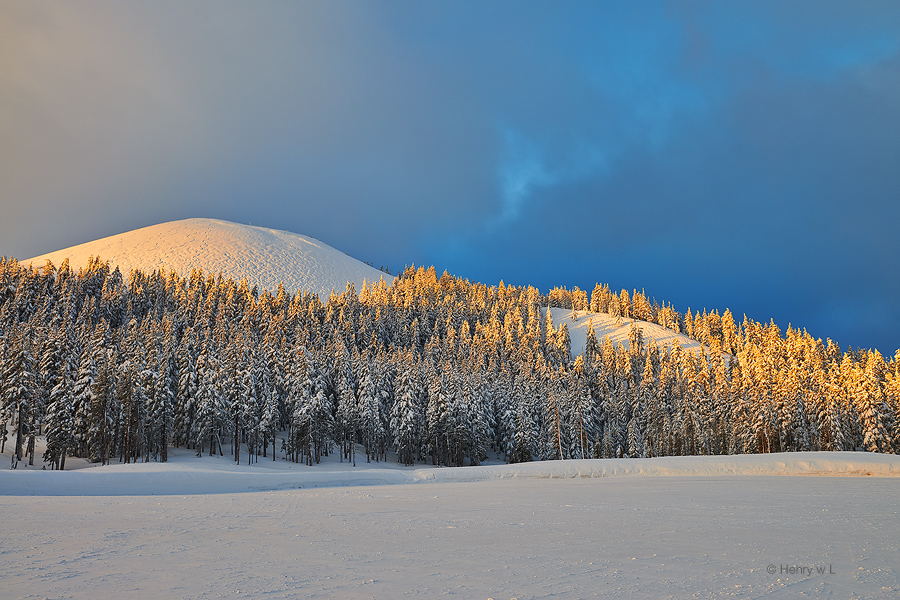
xmin=497 ymin=129 xmax=552 ymax=222
xmin=495 ymin=128 xmax=609 ymax=225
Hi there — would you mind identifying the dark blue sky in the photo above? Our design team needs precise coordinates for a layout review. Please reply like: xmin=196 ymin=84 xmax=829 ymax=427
xmin=2 ymin=2 xmax=898 ymax=355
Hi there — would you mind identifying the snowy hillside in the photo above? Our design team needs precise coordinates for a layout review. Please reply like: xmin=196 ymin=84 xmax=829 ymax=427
xmin=24 ymin=218 xmax=392 ymax=299
xmin=548 ymin=307 xmax=707 ymax=357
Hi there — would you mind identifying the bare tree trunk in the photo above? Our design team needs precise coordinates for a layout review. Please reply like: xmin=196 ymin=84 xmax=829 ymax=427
xmin=15 ymin=405 xmax=26 ymax=463
xmin=555 ymin=401 xmax=562 ymax=461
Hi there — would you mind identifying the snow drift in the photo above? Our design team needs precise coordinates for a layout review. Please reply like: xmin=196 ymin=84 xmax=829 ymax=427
xmin=3 ymin=451 xmax=898 ymax=497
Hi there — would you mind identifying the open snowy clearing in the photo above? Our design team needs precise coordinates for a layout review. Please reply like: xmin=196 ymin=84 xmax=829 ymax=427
xmin=3 ymin=452 xmax=899 ymax=600
xmin=548 ymin=307 xmax=708 ymax=358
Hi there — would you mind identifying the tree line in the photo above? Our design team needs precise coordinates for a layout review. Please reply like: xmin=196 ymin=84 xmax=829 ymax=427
xmin=1 ymin=255 xmax=898 ymax=469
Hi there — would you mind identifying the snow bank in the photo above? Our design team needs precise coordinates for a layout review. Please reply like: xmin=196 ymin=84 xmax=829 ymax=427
xmin=3 ymin=451 xmax=898 ymax=497
xmin=24 ymin=218 xmax=392 ymax=299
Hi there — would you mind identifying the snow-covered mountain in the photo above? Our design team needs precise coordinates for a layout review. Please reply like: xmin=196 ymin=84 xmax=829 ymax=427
xmin=25 ymin=218 xmax=392 ymax=298
xmin=24 ymin=217 xmax=706 ymax=355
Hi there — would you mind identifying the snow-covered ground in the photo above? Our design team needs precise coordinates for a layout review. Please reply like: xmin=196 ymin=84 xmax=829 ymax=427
xmin=4 ymin=447 xmax=900 ymax=496
xmin=548 ymin=307 xmax=706 ymax=357
xmin=24 ymin=218 xmax=392 ymax=299
xmin=3 ymin=448 xmax=899 ymax=599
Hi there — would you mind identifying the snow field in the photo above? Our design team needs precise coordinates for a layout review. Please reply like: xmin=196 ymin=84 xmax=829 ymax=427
xmin=3 ymin=430 xmax=899 ymax=599
xmin=2 ymin=471 xmax=898 ymax=599
xmin=3 ymin=449 xmax=900 ymax=496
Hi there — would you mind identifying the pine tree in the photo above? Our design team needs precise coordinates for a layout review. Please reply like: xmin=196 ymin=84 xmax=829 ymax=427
xmin=149 ymin=345 xmax=176 ymax=462
xmin=43 ymin=351 xmax=77 ymax=469
xmin=544 ymin=373 xmax=566 ymax=461
xmin=510 ymin=393 xmax=537 ymax=463
xmin=72 ymin=333 xmax=99 ymax=458
xmin=356 ymin=356 xmax=382 ymax=463
xmin=556 ymin=322 xmax=572 ymax=367
xmin=259 ymin=387 xmax=281 ymax=460
xmin=118 ymin=358 xmax=141 ymax=463
xmin=2 ymin=329 xmax=35 ymax=467
xmin=193 ymin=348 xmax=225 ymax=457
xmin=174 ymin=327 xmax=199 ymax=448
xmin=336 ymin=366 xmax=359 ymax=465
xmin=637 ymin=351 xmax=660 ymax=457
xmin=391 ymin=357 xmax=421 ymax=465
xmin=852 ymin=353 xmax=891 ymax=453
xmin=425 ymin=365 xmax=449 ymax=466
xmin=88 ymin=352 xmax=117 ymax=465
xmin=583 ymin=320 xmax=601 ymax=367
xmin=626 ymin=401 xmax=648 ymax=458
xmin=462 ymin=371 xmax=492 ymax=466
xmin=570 ymin=356 xmax=596 ymax=459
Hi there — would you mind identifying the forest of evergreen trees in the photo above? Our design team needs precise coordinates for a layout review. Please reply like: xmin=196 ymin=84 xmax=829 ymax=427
xmin=1 ymin=255 xmax=898 ymax=470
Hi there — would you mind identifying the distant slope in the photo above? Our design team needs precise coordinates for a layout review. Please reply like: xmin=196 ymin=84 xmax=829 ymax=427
xmin=548 ymin=307 xmax=707 ymax=357
xmin=25 ymin=218 xmax=391 ymax=298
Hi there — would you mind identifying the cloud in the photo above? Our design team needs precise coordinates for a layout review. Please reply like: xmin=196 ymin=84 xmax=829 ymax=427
xmin=495 ymin=127 xmax=614 ymax=228
xmin=497 ymin=129 xmax=552 ymax=222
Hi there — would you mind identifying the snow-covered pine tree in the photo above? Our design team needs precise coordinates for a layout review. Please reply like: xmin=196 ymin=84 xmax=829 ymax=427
xmin=885 ymin=357 xmax=900 ymax=454
xmin=356 ymin=355 xmax=380 ymax=463
xmin=569 ymin=356 xmax=597 ymax=459
xmin=462 ymin=371 xmax=491 ymax=466
xmin=192 ymin=346 xmax=225 ymax=457
xmin=72 ymin=325 xmax=101 ymax=458
xmin=390 ymin=354 xmax=421 ymax=465
xmin=306 ymin=352 xmax=334 ymax=464
xmin=636 ymin=352 xmax=658 ymax=458
xmin=1 ymin=328 xmax=35 ymax=466
xmin=544 ymin=371 xmax=566 ymax=461
xmin=626 ymin=400 xmax=648 ymax=458
xmin=556 ymin=322 xmax=572 ymax=368
xmin=424 ymin=363 xmax=450 ymax=466
xmin=89 ymin=349 xmax=117 ymax=465
xmin=149 ymin=340 xmax=176 ymax=462
xmin=43 ymin=345 xmax=77 ymax=469
xmin=336 ymin=364 xmax=359 ymax=465
xmin=259 ymin=386 xmax=281 ymax=460
xmin=174 ymin=327 xmax=199 ymax=449
xmin=510 ymin=391 xmax=537 ymax=463
xmin=852 ymin=351 xmax=891 ymax=453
